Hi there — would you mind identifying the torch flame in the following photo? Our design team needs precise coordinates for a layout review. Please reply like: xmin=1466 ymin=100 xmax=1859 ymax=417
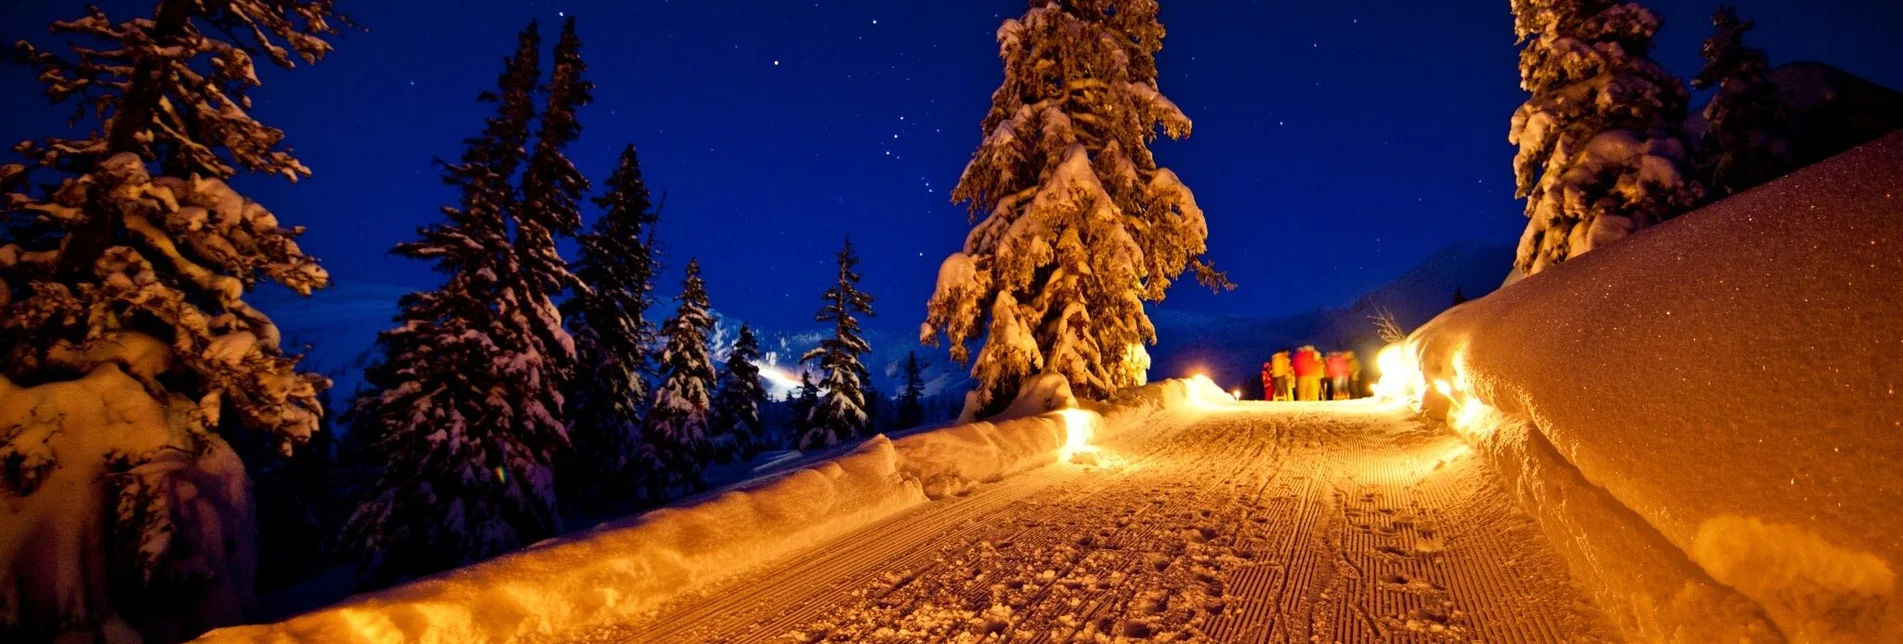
xmin=1056 ymin=408 xmax=1099 ymax=462
xmin=1372 ymin=342 xmax=1424 ymax=401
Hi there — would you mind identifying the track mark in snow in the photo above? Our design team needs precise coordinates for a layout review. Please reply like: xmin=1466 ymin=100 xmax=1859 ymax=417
xmin=572 ymin=402 xmax=1615 ymax=643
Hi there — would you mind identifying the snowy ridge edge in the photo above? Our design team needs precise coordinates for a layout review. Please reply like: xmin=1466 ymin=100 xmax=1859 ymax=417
xmin=1406 ymin=133 xmax=1903 ymax=644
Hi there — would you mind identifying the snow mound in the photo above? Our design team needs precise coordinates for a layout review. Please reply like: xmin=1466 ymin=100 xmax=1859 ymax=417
xmin=196 ymin=376 xmax=1228 ymax=643
xmin=1407 ymin=133 xmax=1903 ymax=642
xmin=2 ymin=358 xmax=256 ymax=643
xmin=985 ymin=372 xmax=1078 ymax=422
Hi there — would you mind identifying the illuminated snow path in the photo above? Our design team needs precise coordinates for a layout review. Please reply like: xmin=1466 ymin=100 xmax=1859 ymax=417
xmin=574 ymin=401 xmax=1614 ymax=643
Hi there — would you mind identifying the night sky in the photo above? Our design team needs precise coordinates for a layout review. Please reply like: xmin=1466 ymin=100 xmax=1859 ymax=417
xmin=4 ymin=0 xmax=1901 ymax=335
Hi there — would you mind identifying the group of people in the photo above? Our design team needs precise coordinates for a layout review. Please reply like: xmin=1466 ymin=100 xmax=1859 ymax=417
xmin=1261 ymin=347 xmax=1364 ymax=401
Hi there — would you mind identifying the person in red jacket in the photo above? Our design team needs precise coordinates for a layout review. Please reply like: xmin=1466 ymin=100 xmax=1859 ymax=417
xmin=1292 ymin=346 xmax=1324 ymax=401
xmin=1326 ymin=351 xmax=1352 ymax=400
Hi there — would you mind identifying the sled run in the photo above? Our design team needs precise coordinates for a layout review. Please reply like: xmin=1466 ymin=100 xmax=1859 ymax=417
xmin=574 ymin=400 xmax=1612 ymax=643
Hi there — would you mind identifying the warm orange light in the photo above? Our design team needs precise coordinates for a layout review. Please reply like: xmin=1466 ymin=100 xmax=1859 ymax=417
xmin=1372 ymin=342 xmax=1424 ymax=401
xmin=1056 ymin=408 xmax=1099 ymax=462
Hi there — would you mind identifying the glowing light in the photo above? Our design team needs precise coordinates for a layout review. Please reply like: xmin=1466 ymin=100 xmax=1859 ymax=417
xmin=1451 ymin=347 xmax=1474 ymax=395
xmin=1433 ymin=379 xmax=1452 ymax=397
xmin=1444 ymin=394 xmax=1500 ymax=442
xmin=1372 ymin=342 xmax=1424 ymax=401
xmin=756 ymin=365 xmax=804 ymax=391
xmin=1231 ymin=388 xmax=1243 ymax=400
xmin=1453 ymin=398 xmax=1492 ymax=429
xmin=1056 ymin=408 xmax=1100 ymax=462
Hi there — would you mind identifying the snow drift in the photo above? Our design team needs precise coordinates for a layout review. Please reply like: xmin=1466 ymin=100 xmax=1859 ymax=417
xmin=1406 ymin=133 xmax=1903 ymax=642
xmin=196 ymin=376 xmax=1229 ymax=643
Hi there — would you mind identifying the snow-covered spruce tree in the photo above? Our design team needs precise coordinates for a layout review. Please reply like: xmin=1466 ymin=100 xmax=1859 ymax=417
xmin=1691 ymin=5 xmax=1793 ymax=198
xmin=896 ymin=351 xmax=927 ymax=429
xmin=647 ymin=259 xmax=718 ymax=498
xmin=1507 ymin=0 xmax=1702 ymax=277
xmin=1 ymin=2 xmax=345 ymax=639
xmin=923 ymin=0 xmax=1228 ymax=414
xmin=342 ymin=22 xmax=572 ymax=588
xmin=515 ymin=16 xmax=591 ymax=388
xmin=800 ymin=237 xmax=876 ymax=450
xmin=790 ymin=371 xmax=820 ymax=449
xmin=710 ymin=324 xmax=769 ymax=464
xmin=561 ymin=144 xmax=661 ymax=509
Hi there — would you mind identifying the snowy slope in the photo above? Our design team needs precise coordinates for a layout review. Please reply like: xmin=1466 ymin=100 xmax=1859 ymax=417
xmin=1147 ymin=241 xmax=1513 ymax=391
xmin=1406 ymin=132 xmax=1903 ymax=642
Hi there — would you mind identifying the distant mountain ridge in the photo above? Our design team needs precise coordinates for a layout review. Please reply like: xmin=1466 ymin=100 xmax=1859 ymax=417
xmin=1145 ymin=241 xmax=1515 ymax=391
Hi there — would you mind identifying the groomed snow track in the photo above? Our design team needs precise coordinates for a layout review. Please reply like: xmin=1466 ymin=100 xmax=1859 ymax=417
xmin=570 ymin=401 xmax=1612 ymax=643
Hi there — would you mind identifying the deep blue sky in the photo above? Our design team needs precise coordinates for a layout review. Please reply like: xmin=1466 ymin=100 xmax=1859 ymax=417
xmin=5 ymin=0 xmax=1900 ymax=335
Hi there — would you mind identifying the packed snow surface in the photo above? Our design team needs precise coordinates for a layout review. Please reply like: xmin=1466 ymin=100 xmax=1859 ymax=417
xmin=1408 ymin=132 xmax=1903 ymax=642
xmin=574 ymin=400 xmax=1610 ymax=643
xmin=211 ymin=386 xmax=1619 ymax=641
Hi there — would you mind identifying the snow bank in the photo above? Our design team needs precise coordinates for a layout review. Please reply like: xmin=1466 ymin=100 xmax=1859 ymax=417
xmin=2 ymin=357 xmax=258 ymax=643
xmin=197 ymin=376 xmax=1229 ymax=643
xmin=1406 ymin=133 xmax=1903 ymax=642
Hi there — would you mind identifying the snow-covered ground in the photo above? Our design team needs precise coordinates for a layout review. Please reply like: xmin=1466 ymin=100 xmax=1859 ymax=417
xmin=1405 ymin=132 xmax=1903 ymax=642
xmin=203 ymin=387 xmax=1620 ymax=642
xmin=195 ymin=377 xmax=1231 ymax=642
xmin=577 ymin=399 xmax=1611 ymax=643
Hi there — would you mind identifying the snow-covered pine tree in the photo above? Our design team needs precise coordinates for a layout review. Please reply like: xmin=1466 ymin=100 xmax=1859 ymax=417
xmin=790 ymin=371 xmax=821 ymax=450
xmin=515 ymin=16 xmax=592 ymax=388
xmin=1691 ymin=5 xmax=1794 ymax=198
xmin=561 ymin=144 xmax=661 ymax=509
xmin=342 ymin=22 xmax=572 ymax=587
xmin=800 ymin=237 xmax=876 ymax=450
xmin=897 ymin=351 xmax=927 ymax=429
xmin=647 ymin=259 xmax=717 ymax=498
xmin=1508 ymin=0 xmax=1702 ymax=278
xmin=710 ymin=324 xmax=769 ymax=464
xmin=923 ymin=0 xmax=1228 ymax=414
xmin=1 ymin=1 xmax=346 ymax=639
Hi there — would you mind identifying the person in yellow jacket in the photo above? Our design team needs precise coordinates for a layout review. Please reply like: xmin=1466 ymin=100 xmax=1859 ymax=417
xmin=1269 ymin=351 xmax=1294 ymax=401
xmin=1292 ymin=346 xmax=1325 ymax=401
